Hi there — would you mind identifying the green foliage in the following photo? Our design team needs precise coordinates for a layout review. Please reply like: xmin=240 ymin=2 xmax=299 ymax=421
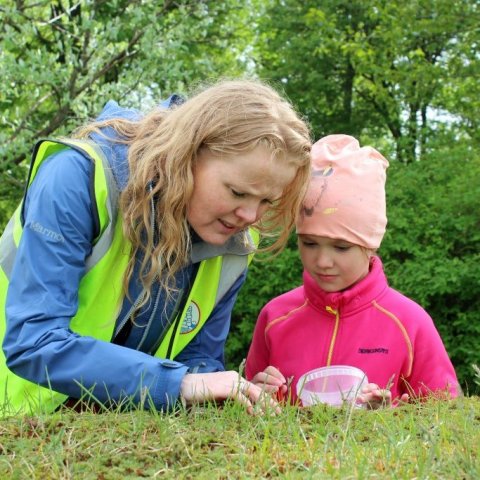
xmin=0 ymin=0 xmax=255 ymax=228
xmin=253 ymin=0 xmax=480 ymax=163
xmin=381 ymin=140 xmax=480 ymax=394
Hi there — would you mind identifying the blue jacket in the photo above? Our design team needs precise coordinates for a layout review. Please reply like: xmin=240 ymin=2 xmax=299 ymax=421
xmin=3 ymin=99 xmax=247 ymax=410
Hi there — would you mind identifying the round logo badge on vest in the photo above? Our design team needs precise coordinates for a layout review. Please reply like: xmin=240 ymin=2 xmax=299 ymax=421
xmin=180 ymin=301 xmax=201 ymax=334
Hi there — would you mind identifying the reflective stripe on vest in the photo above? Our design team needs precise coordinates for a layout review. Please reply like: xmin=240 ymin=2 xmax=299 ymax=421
xmin=0 ymin=139 xmax=258 ymax=415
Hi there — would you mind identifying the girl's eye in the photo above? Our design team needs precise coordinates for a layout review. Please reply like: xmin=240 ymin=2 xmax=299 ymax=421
xmin=335 ymin=245 xmax=351 ymax=252
xmin=301 ymin=240 xmax=316 ymax=247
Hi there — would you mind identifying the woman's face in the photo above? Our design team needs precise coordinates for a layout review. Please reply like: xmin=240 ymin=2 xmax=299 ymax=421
xmin=187 ymin=146 xmax=296 ymax=245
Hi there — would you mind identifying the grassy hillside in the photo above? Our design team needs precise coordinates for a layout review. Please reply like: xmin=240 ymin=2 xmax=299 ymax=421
xmin=1 ymin=395 xmax=479 ymax=479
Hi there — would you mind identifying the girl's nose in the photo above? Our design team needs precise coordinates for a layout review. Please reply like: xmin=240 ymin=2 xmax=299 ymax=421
xmin=316 ymin=249 xmax=334 ymax=269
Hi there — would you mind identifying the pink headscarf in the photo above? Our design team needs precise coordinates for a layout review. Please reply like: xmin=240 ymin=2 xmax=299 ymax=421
xmin=296 ymin=134 xmax=389 ymax=249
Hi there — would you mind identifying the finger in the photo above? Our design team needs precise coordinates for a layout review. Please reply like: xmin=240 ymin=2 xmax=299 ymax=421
xmin=252 ymin=377 xmax=282 ymax=394
xmin=254 ymin=392 xmax=282 ymax=416
xmin=252 ymin=372 xmax=274 ymax=385
xmin=263 ymin=366 xmax=287 ymax=384
xmin=392 ymin=394 xmax=409 ymax=407
xmin=260 ymin=384 xmax=281 ymax=394
xmin=357 ymin=394 xmax=375 ymax=405
xmin=253 ymin=371 xmax=285 ymax=388
xmin=243 ymin=382 xmax=281 ymax=415
xmin=236 ymin=390 xmax=255 ymax=415
xmin=370 ymin=387 xmax=389 ymax=401
xmin=276 ymin=383 xmax=289 ymax=402
xmin=229 ymin=380 xmax=253 ymax=413
xmin=366 ymin=389 xmax=390 ymax=401
xmin=358 ymin=390 xmax=384 ymax=409
xmin=379 ymin=389 xmax=392 ymax=401
xmin=362 ymin=383 xmax=381 ymax=393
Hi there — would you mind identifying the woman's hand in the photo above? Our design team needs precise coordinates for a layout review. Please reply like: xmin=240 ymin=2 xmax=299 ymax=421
xmin=180 ymin=371 xmax=281 ymax=415
xmin=250 ymin=366 xmax=288 ymax=400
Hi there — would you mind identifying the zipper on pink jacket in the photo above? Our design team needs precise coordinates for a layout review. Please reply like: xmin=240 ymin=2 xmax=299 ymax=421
xmin=325 ymin=306 xmax=340 ymax=366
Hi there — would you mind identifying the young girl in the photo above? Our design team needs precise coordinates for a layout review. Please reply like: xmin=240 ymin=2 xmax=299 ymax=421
xmin=246 ymin=134 xmax=460 ymax=408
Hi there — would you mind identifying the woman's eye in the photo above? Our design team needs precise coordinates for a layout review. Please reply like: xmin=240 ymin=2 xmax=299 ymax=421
xmin=231 ymin=189 xmax=245 ymax=198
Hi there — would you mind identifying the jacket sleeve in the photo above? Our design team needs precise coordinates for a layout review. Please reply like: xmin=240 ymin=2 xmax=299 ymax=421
xmin=3 ymin=149 xmax=188 ymax=410
xmin=174 ymin=270 xmax=247 ymax=373
xmin=245 ymin=305 xmax=271 ymax=381
xmin=401 ymin=309 xmax=460 ymax=399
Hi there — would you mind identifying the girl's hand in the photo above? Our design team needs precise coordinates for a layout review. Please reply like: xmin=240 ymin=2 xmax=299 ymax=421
xmin=250 ymin=365 xmax=288 ymax=398
xmin=358 ymin=382 xmax=393 ymax=409
xmin=393 ymin=393 xmax=411 ymax=406
xmin=180 ymin=371 xmax=281 ymax=415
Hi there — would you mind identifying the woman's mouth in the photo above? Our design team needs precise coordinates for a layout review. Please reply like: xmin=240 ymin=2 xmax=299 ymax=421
xmin=219 ymin=219 xmax=238 ymax=231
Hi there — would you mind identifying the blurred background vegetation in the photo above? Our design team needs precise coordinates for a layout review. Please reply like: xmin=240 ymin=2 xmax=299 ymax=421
xmin=1 ymin=0 xmax=478 ymax=393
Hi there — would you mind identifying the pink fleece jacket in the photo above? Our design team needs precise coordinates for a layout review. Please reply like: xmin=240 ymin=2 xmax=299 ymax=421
xmin=246 ymin=256 xmax=459 ymax=404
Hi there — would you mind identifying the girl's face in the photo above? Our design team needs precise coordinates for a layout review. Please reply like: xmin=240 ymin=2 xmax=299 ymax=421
xmin=298 ymin=234 xmax=372 ymax=292
xmin=187 ymin=146 xmax=296 ymax=246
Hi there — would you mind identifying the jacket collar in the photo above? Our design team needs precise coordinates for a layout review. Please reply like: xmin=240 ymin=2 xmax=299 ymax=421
xmin=190 ymin=230 xmax=256 ymax=263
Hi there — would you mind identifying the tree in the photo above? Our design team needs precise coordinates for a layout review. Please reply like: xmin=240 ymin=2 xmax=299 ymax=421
xmin=381 ymin=141 xmax=480 ymax=393
xmin=0 ymin=0 xmax=255 ymax=226
xmin=253 ymin=0 xmax=479 ymax=162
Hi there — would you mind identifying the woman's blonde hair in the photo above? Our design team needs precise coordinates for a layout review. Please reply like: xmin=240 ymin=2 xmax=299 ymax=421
xmin=76 ymin=78 xmax=312 ymax=304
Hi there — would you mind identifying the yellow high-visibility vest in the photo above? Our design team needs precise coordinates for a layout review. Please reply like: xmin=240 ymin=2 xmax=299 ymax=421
xmin=0 ymin=139 xmax=258 ymax=415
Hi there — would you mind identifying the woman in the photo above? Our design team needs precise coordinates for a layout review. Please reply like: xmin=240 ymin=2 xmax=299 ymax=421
xmin=0 ymin=79 xmax=312 ymax=416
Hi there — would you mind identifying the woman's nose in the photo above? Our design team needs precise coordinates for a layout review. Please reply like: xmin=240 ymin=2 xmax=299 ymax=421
xmin=235 ymin=202 xmax=263 ymax=224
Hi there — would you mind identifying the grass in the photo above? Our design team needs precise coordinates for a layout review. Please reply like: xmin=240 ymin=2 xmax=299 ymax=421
xmin=0 ymin=395 xmax=479 ymax=479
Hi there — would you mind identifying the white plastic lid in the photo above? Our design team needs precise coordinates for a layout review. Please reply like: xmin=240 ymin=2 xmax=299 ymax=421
xmin=296 ymin=365 xmax=368 ymax=407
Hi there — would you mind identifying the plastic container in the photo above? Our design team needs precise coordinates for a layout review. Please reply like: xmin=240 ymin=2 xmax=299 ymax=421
xmin=296 ymin=365 xmax=368 ymax=407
